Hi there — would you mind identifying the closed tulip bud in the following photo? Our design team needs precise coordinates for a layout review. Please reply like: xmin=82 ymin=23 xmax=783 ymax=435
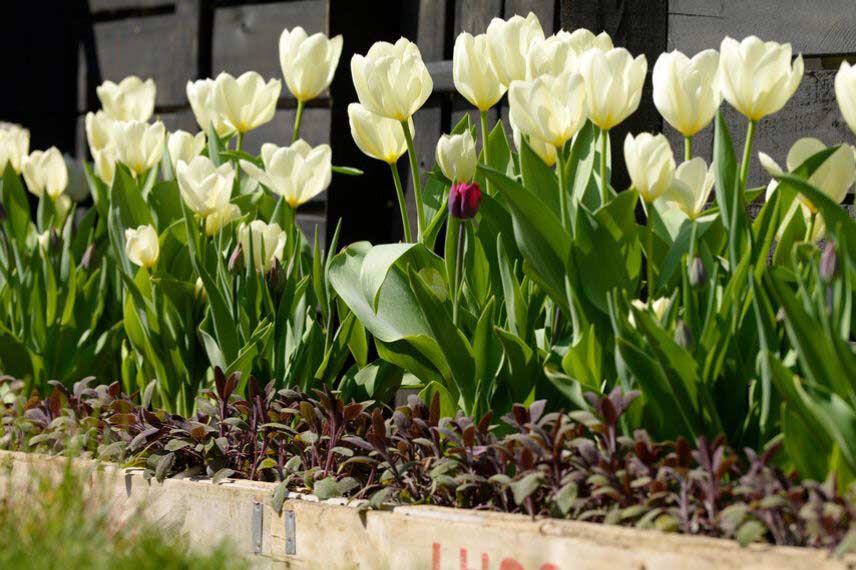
xmin=21 ymin=147 xmax=68 ymax=199
xmin=453 ymin=33 xmax=506 ymax=111
xmin=579 ymin=48 xmax=647 ymax=130
xmin=820 ymin=242 xmax=839 ymax=283
xmin=279 ymin=27 xmax=343 ymax=102
xmin=124 ymin=225 xmax=159 ymax=269
xmin=0 ymin=124 xmax=30 ymax=174
xmin=85 ymin=111 xmax=116 ymax=154
xmin=194 ymin=277 xmax=206 ymax=302
xmin=511 ymin=122 xmax=557 ymax=167
xmin=267 ymin=257 xmax=286 ymax=292
xmin=835 ymin=62 xmax=856 ymax=136
xmin=176 ymin=156 xmax=234 ymax=217
xmin=628 ymin=297 xmax=669 ymax=328
xmin=36 ymin=230 xmax=51 ymax=252
xmin=623 ymin=133 xmax=675 ymax=203
xmin=663 ymin=158 xmax=715 ymax=220
xmin=719 ymin=36 xmax=803 ymax=121
xmin=485 ymin=12 xmax=545 ymax=87
xmin=653 ymin=50 xmax=721 ymax=137
xmin=167 ymin=130 xmax=206 ymax=171
xmin=204 ymin=204 xmax=240 ymax=237
xmin=509 ymin=71 xmax=587 ymax=149
xmin=351 ymin=38 xmax=433 ymax=121
xmin=212 ymin=71 xmax=281 ymax=134
xmin=448 ymin=181 xmax=481 ymax=220
xmin=228 ymin=244 xmax=244 ymax=273
xmin=187 ymin=79 xmax=233 ymax=137
xmin=96 ymin=76 xmax=156 ymax=122
xmin=347 ymin=103 xmax=409 ymax=164
xmin=238 ymin=220 xmax=286 ymax=273
xmin=240 ymin=140 xmax=332 ymax=209
xmin=113 ymin=120 xmax=165 ymax=176
xmin=436 ymin=132 xmax=477 ymax=183
xmin=674 ymin=320 xmax=694 ymax=350
xmin=80 ymin=243 xmax=96 ymax=271
xmin=688 ymin=256 xmax=707 ymax=289
xmin=93 ymin=145 xmax=118 ymax=186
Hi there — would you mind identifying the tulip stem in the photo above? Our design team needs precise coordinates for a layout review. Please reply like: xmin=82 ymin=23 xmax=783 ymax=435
xmin=235 ymin=132 xmax=244 ymax=190
xmin=739 ymin=120 xmax=757 ymax=189
xmin=452 ymin=221 xmax=466 ymax=327
xmin=805 ymin=212 xmax=817 ymax=243
xmin=479 ymin=110 xmax=491 ymax=194
xmin=389 ymin=162 xmax=413 ymax=243
xmin=555 ymin=145 xmax=569 ymax=229
xmin=599 ymin=129 xmax=610 ymax=206
xmin=644 ymin=200 xmax=655 ymax=297
xmin=684 ymin=136 xmax=693 ymax=162
xmin=292 ymin=100 xmax=305 ymax=143
xmin=400 ymin=120 xmax=425 ymax=239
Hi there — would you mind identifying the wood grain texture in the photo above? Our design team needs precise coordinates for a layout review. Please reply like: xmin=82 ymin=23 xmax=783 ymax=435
xmin=669 ymin=0 xmax=856 ymax=56
xmin=665 ymin=70 xmax=856 ymax=189
xmin=211 ymin=0 xmax=327 ymax=87
xmin=78 ymin=12 xmax=196 ymax=111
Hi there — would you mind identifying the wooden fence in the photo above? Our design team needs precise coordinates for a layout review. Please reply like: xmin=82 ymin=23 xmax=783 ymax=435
xmin=26 ymin=0 xmax=856 ymax=245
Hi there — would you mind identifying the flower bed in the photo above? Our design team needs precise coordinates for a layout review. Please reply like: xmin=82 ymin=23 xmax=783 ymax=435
xmin=1 ymin=8 xmax=856 ymax=558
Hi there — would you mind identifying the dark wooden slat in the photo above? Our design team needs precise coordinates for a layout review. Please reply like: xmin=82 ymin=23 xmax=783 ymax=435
xmin=211 ymin=0 xmax=327 ymax=82
xmin=455 ymin=0 xmax=503 ymax=36
xmin=77 ymin=12 xmax=196 ymax=111
xmin=561 ymin=0 xmax=668 ymax=190
xmin=665 ymin=70 xmax=856 ymax=189
xmin=669 ymin=0 xmax=856 ymax=57
xmin=89 ymin=0 xmax=174 ymax=14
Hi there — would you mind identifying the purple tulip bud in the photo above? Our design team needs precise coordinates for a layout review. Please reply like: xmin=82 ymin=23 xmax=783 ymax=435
xmin=448 ymin=181 xmax=482 ymax=220
xmin=228 ymin=244 xmax=244 ymax=274
xmin=820 ymin=242 xmax=838 ymax=283
xmin=688 ymin=256 xmax=707 ymax=289
xmin=80 ymin=243 xmax=96 ymax=270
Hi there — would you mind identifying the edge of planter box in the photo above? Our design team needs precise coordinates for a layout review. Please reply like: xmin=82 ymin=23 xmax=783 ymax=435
xmin=1 ymin=449 xmax=852 ymax=570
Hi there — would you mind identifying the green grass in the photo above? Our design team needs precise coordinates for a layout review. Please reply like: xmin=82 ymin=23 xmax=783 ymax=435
xmin=0 ymin=461 xmax=247 ymax=570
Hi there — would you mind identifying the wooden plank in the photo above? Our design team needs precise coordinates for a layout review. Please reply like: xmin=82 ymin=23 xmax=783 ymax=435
xmin=665 ymin=70 xmax=856 ymax=190
xmin=78 ymin=13 xmax=195 ymax=111
xmin=669 ymin=0 xmax=856 ymax=56
xmin=89 ymin=0 xmax=174 ymax=14
xmin=211 ymin=0 xmax=327 ymax=90
xmin=455 ymin=0 xmax=503 ymax=36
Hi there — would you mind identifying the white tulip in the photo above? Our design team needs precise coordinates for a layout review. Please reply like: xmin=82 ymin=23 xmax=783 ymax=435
xmin=719 ymin=36 xmax=804 ymax=121
xmin=653 ymin=50 xmax=721 ymax=137
xmin=21 ymin=147 xmax=68 ymax=199
xmin=662 ymin=158 xmax=715 ymax=219
xmin=187 ymin=79 xmax=233 ymax=137
xmin=93 ymin=145 xmax=118 ymax=186
xmin=835 ymin=61 xmax=856 ymax=136
xmin=436 ymin=132 xmax=477 ymax=182
xmin=624 ymin=133 xmax=675 ymax=203
xmin=167 ymin=130 xmax=206 ymax=171
xmin=348 ymin=103 xmax=409 ymax=164
xmin=0 ymin=124 xmax=29 ymax=174
xmin=238 ymin=220 xmax=286 ymax=272
xmin=453 ymin=33 xmax=506 ymax=111
xmin=85 ymin=111 xmax=116 ymax=154
xmin=176 ymin=156 xmax=234 ymax=217
xmin=125 ymin=225 xmax=160 ymax=268
xmin=508 ymin=71 xmax=587 ymax=149
xmin=36 ymin=230 xmax=52 ymax=252
xmin=526 ymin=35 xmax=577 ymax=79
xmin=113 ymin=120 xmax=165 ymax=176
xmin=279 ymin=27 xmax=343 ymax=102
xmin=213 ymin=72 xmax=281 ymax=134
xmin=760 ymin=137 xmax=856 ymax=213
xmin=485 ymin=12 xmax=545 ymax=86
xmin=579 ymin=48 xmax=647 ymax=130
xmin=96 ymin=76 xmax=156 ymax=122
xmin=561 ymin=28 xmax=613 ymax=55
xmin=240 ymin=140 xmax=332 ymax=209
xmin=511 ymin=123 xmax=556 ymax=167
xmin=205 ymin=204 xmax=241 ymax=236
xmin=629 ymin=297 xmax=670 ymax=327
xmin=351 ymin=38 xmax=433 ymax=121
